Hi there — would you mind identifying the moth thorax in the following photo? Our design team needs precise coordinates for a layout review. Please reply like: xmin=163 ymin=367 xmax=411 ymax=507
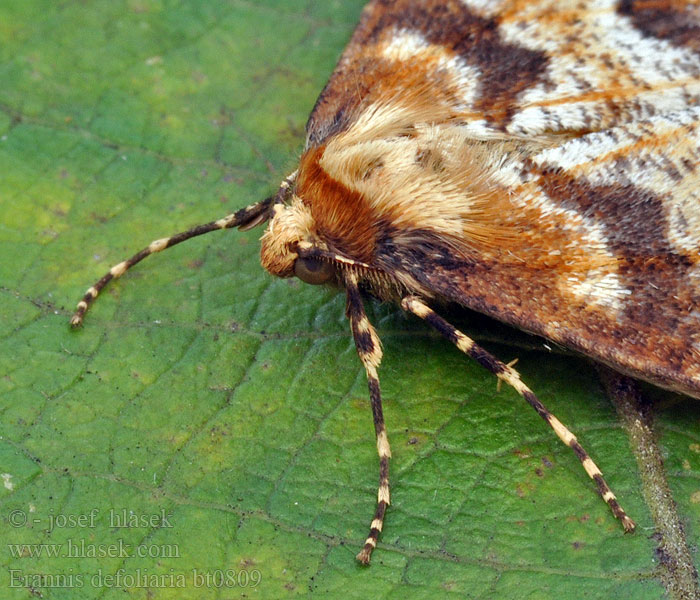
xmin=259 ymin=196 xmax=317 ymax=278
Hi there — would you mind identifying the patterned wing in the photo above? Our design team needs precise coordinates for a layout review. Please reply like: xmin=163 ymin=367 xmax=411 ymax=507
xmin=300 ymin=0 xmax=700 ymax=397
xmin=378 ymin=110 xmax=700 ymax=397
xmin=306 ymin=0 xmax=700 ymax=144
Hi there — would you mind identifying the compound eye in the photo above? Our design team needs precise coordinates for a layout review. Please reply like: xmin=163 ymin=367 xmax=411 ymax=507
xmin=294 ymin=256 xmax=335 ymax=285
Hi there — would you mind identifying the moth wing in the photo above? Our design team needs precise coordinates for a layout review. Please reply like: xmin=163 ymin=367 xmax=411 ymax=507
xmin=306 ymin=0 xmax=700 ymax=144
xmin=383 ymin=110 xmax=700 ymax=398
xmin=301 ymin=0 xmax=700 ymax=397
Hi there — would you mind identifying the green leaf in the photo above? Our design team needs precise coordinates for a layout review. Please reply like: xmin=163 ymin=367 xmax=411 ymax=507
xmin=1 ymin=2 xmax=698 ymax=598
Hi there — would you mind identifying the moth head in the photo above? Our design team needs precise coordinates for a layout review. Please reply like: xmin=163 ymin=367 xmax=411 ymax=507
xmin=259 ymin=195 xmax=336 ymax=285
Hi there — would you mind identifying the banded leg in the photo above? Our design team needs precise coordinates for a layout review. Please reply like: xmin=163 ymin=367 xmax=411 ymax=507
xmin=70 ymin=171 xmax=298 ymax=328
xmin=401 ymin=296 xmax=636 ymax=533
xmin=344 ymin=272 xmax=391 ymax=565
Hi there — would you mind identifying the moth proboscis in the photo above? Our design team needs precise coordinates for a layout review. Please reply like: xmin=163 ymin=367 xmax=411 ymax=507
xmin=70 ymin=0 xmax=700 ymax=565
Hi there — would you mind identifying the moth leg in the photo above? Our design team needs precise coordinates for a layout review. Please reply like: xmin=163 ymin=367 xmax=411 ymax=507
xmin=401 ymin=296 xmax=636 ymax=533
xmin=497 ymin=358 xmax=518 ymax=392
xmin=344 ymin=272 xmax=391 ymax=565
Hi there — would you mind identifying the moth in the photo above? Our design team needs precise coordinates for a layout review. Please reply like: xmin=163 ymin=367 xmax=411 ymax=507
xmin=71 ymin=0 xmax=700 ymax=564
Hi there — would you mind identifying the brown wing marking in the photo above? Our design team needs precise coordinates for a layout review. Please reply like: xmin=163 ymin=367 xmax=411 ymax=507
xmin=306 ymin=0 xmax=549 ymax=144
xmin=618 ymin=0 xmax=700 ymax=53
xmin=306 ymin=0 xmax=700 ymax=144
